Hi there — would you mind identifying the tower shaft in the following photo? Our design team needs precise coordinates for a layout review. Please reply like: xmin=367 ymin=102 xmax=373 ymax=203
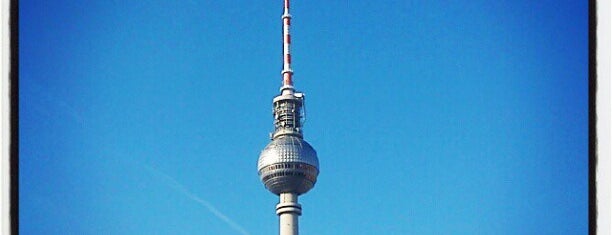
xmin=276 ymin=193 xmax=301 ymax=235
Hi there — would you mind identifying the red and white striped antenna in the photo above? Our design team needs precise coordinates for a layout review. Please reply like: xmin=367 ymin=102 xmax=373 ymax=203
xmin=281 ymin=0 xmax=294 ymax=93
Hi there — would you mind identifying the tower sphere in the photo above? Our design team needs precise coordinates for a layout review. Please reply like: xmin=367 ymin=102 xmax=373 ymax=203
xmin=258 ymin=135 xmax=319 ymax=195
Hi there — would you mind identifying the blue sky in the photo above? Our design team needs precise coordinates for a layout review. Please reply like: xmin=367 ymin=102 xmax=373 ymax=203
xmin=20 ymin=0 xmax=588 ymax=234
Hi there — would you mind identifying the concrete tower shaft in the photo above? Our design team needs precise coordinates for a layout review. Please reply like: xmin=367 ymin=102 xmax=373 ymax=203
xmin=277 ymin=193 xmax=301 ymax=235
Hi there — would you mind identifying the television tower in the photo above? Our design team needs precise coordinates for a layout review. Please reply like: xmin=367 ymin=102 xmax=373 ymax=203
xmin=257 ymin=1 xmax=319 ymax=235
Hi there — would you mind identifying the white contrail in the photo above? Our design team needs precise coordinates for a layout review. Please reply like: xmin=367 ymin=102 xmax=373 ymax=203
xmin=144 ymin=165 xmax=250 ymax=235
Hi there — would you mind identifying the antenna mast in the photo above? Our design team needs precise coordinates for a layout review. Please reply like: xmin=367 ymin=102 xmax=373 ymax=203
xmin=281 ymin=0 xmax=294 ymax=93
